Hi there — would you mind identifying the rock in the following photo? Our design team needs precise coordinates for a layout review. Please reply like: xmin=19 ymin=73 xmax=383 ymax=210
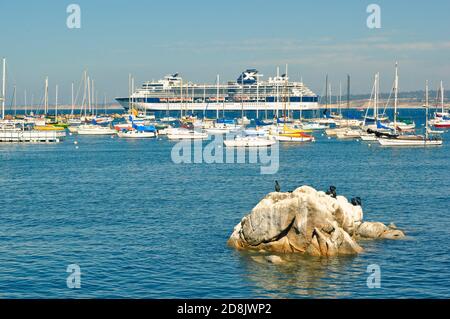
xmin=265 ymin=255 xmax=285 ymax=264
xmin=357 ymin=222 xmax=387 ymax=238
xmin=228 ymin=185 xmax=405 ymax=256
xmin=357 ymin=222 xmax=405 ymax=240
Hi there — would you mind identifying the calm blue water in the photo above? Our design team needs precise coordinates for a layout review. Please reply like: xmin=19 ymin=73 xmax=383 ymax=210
xmin=0 ymin=109 xmax=449 ymax=299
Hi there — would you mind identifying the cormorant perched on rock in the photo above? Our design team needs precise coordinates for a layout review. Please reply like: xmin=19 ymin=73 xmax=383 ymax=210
xmin=275 ymin=181 xmax=281 ymax=192
xmin=326 ymin=185 xmax=337 ymax=198
xmin=351 ymin=197 xmax=362 ymax=206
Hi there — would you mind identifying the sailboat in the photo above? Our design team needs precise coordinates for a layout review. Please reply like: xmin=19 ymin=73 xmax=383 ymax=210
xmin=378 ymin=80 xmax=443 ymax=146
xmin=430 ymin=81 xmax=450 ymax=129
xmin=269 ymin=72 xmax=314 ymax=142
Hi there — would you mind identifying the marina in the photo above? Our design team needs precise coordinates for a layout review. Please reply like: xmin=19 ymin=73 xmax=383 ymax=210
xmin=1 ymin=0 xmax=450 ymax=303
xmin=1 ymin=107 xmax=449 ymax=298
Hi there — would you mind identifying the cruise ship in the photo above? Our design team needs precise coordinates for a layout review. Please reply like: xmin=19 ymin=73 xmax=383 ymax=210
xmin=116 ymin=69 xmax=319 ymax=114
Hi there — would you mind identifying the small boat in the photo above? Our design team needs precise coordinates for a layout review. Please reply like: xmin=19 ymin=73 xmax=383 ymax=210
xmin=269 ymin=125 xmax=315 ymax=142
xmin=117 ymin=130 xmax=157 ymax=138
xmin=300 ymin=122 xmax=327 ymax=130
xmin=77 ymin=124 xmax=116 ymax=135
xmin=360 ymin=134 xmax=378 ymax=141
xmin=160 ymin=116 xmax=178 ymax=122
xmin=378 ymin=136 xmax=442 ymax=146
xmin=432 ymin=119 xmax=450 ymax=129
xmin=118 ymin=123 xmax=158 ymax=138
xmin=34 ymin=124 xmax=65 ymax=132
xmin=378 ymin=80 xmax=443 ymax=147
xmin=204 ymin=119 xmax=241 ymax=135
xmin=167 ymin=128 xmax=208 ymax=140
xmin=236 ymin=116 xmax=251 ymax=125
xmin=334 ymin=119 xmax=364 ymax=128
xmin=336 ymin=129 xmax=361 ymax=139
xmin=430 ymin=81 xmax=449 ymax=128
xmin=224 ymin=135 xmax=276 ymax=147
xmin=325 ymin=127 xmax=348 ymax=137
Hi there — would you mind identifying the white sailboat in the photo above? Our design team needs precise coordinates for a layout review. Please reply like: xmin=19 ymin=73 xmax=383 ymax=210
xmin=378 ymin=80 xmax=442 ymax=146
xmin=117 ymin=130 xmax=157 ymax=138
xmin=167 ymin=128 xmax=208 ymax=140
xmin=430 ymin=81 xmax=450 ymax=129
xmin=224 ymin=135 xmax=276 ymax=147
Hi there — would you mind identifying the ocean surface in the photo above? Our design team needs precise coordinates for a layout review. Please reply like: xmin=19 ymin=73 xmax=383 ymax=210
xmin=0 ymin=109 xmax=449 ymax=299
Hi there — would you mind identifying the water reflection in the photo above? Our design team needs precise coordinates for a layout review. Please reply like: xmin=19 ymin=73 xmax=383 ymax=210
xmin=237 ymin=251 xmax=363 ymax=298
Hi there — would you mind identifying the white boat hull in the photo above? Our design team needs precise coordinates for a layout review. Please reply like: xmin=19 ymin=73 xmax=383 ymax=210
xmin=77 ymin=125 xmax=116 ymax=135
xmin=117 ymin=131 xmax=157 ymax=138
xmin=271 ymin=135 xmax=314 ymax=142
xmin=224 ymin=137 xmax=276 ymax=147
xmin=378 ymin=138 xmax=443 ymax=146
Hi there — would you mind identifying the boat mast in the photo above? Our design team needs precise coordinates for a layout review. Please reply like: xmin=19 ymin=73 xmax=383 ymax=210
xmin=92 ymin=79 xmax=95 ymax=115
xmin=256 ymin=76 xmax=259 ymax=120
xmin=55 ymin=84 xmax=58 ymax=119
xmin=374 ymin=73 xmax=379 ymax=122
xmin=347 ymin=74 xmax=350 ymax=110
xmin=1 ymin=58 xmax=5 ymax=120
xmin=82 ymin=71 xmax=87 ymax=117
xmin=276 ymin=67 xmax=280 ymax=118
xmin=180 ymin=79 xmax=183 ymax=118
xmin=425 ymin=80 xmax=429 ymax=140
xmin=13 ymin=85 xmax=16 ymax=116
xmin=24 ymin=89 xmax=27 ymax=116
xmin=44 ymin=77 xmax=49 ymax=115
xmin=241 ymin=75 xmax=244 ymax=120
xmin=325 ymin=74 xmax=328 ymax=117
xmin=441 ymin=80 xmax=444 ymax=113
xmin=71 ymin=82 xmax=74 ymax=115
xmin=216 ymin=74 xmax=219 ymax=119
xmin=299 ymin=77 xmax=303 ymax=120
xmin=394 ymin=62 xmax=398 ymax=133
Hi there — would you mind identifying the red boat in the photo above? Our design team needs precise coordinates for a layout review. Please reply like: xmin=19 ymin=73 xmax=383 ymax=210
xmin=433 ymin=120 xmax=450 ymax=128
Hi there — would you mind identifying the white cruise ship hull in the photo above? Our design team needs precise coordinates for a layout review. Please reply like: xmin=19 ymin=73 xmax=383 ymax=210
xmin=119 ymin=101 xmax=319 ymax=112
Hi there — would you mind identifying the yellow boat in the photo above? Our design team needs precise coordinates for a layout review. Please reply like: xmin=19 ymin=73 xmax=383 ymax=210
xmin=34 ymin=125 xmax=65 ymax=131
xmin=281 ymin=125 xmax=313 ymax=134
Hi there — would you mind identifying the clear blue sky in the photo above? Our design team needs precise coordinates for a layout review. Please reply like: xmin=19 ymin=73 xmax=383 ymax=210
xmin=1 ymin=0 xmax=450 ymax=104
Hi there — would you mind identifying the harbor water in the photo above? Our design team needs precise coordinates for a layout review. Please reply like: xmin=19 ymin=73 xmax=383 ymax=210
xmin=0 ymin=109 xmax=449 ymax=298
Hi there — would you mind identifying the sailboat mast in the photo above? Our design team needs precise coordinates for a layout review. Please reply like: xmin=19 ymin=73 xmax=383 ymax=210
xmin=44 ymin=76 xmax=49 ymax=115
xmin=1 ymin=58 xmax=5 ymax=120
xmin=87 ymin=76 xmax=91 ymax=117
xmin=71 ymin=82 xmax=74 ymax=115
xmin=24 ymin=89 xmax=27 ymax=116
xmin=276 ymin=66 xmax=280 ymax=118
xmin=374 ymin=73 xmax=378 ymax=122
xmin=426 ymin=80 xmax=429 ymax=140
xmin=325 ymin=74 xmax=328 ymax=115
xmin=441 ymin=81 xmax=444 ymax=113
xmin=394 ymin=63 xmax=398 ymax=132
xmin=55 ymin=85 xmax=58 ymax=119
xmin=347 ymin=74 xmax=350 ymax=109
xmin=256 ymin=76 xmax=259 ymax=120
xmin=241 ymin=76 xmax=244 ymax=120
xmin=180 ymin=79 xmax=183 ymax=118
xmin=216 ymin=74 xmax=219 ymax=119
xmin=13 ymin=85 xmax=16 ymax=116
